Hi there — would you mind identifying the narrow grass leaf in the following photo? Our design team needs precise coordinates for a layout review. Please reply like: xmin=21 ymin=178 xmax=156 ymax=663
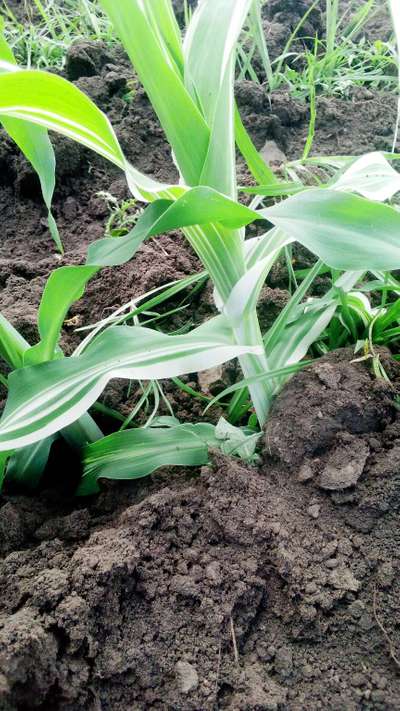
xmin=235 ymin=104 xmax=278 ymax=186
xmin=239 ymin=181 xmax=304 ymax=197
xmin=203 ymin=361 xmax=311 ymax=413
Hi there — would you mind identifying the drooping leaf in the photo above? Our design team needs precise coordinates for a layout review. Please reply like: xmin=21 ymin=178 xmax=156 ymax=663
xmin=87 ymin=187 xmax=256 ymax=267
xmin=79 ymin=422 xmax=218 ymax=495
xmin=0 ymin=24 xmax=61 ymax=250
xmin=0 ymin=70 xmax=125 ymax=167
xmin=331 ymin=152 xmax=400 ymax=202
xmin=24 ymin=265 xmax=99 ymax=366
xmin=263 ymin=189 xmax=400 ymax=270
xmin=0 ymin=316 xmax=263 ymax=450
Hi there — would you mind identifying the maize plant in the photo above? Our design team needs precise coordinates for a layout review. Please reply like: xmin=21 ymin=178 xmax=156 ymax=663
xmin=1 ymin=0 xmax=400 ymax=493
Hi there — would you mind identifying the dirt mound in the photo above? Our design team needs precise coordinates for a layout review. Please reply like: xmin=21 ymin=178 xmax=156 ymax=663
xmin=1 ymin=351 xmax=400 ymax=710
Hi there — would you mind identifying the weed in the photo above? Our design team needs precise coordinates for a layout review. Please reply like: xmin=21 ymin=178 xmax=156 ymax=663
xmin=96 ymin=191 xmax=140 ymax=238
xmin=1 ymin=0 xmax=114 ymax=69
xmin=240 ymin=0 xmax=397 ymax=99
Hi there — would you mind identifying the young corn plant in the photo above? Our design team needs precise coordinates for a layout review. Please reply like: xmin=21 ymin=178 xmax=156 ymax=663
xmin=1 ymin=1 xmax=400 ymax=494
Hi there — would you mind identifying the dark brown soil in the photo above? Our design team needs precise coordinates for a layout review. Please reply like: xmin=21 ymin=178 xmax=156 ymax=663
xmin=1 ymin=2 xmax=400 ymax=709
xmin=1 ymin=351 xmax=400 ymax=710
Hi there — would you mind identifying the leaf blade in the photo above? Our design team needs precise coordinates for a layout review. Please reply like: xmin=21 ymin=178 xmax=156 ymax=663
xmin=79 ymin=422 xmax=217 ymax=495
xmin=0 ymin=317 xmax=263 ymax=450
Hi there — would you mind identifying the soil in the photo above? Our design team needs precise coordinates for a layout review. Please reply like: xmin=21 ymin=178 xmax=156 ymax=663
xmin=1 ymin=350 xmax=400 ymax=711
xmin=0 ymin=1 xmax=400 ymax=709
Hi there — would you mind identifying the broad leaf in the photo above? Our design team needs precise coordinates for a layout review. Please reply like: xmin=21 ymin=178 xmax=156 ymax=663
xmin=184 ymin=0 xmax=253 ymax=196
xmin=99 ymin=0 xmax=209 ymax=186
xmin=0 ymin=70 xmax=124 ymax=167
xmin=331 ymin=152 xmax=400 ymax=201
xmin=0 ymin=23 xmax=61 ymax=250
xmin=25 ymin=265 xmax=99 ymax=366
xmin=0 ymin=313 xmax=29 ymax=369
xmin=263 ymin=189 xmax=400 ymax=270
xmin=0 ymin=316 xmax=263 ymax=450
xmin=79 ymin=422 xmax=217 ymax=495
xmin=6 ymin=435 xmax=57 ymax=490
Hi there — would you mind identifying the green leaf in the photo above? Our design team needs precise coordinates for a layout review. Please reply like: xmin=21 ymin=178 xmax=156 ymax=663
xmin=145 ymin=0 xmax=184 ymax=75
xmin=0 ymin=450 xmax=12 ymax=492
xmin=330 ymin=152 xmax=400 ymax=201
xmin=0 ymin=69 xmax=125 ymax=167
xmin=6 ymin=435 xmax=57 ymax=490
xmin=215 ymin=416 xmax=261 ymax=461
xmin=98 ymin=0 xmax=209 ymax=186
xmin=235 ymin=103 xmax=278 ymax=186
xmin=265 ymin=271 xmax=363 ymax=392
xmin=24 ymin=265 xmax=99 ymax=366
xmin=388 ymin=0 xmax=400 ymax=151
xmin=263 ymin=189 xmax=400 ymax=270
xmin=79 ymin=422 xmax=217 ymax=495
xmin=0 ymin=312 xmax=29 ymax=369
xmin=0 ymin=316 xmax=263 ymax=450
xmin=239 ymin=181 xmax=304 ymax=197
xmin=184 ymin=0 xmax=253 ymax=196
xmin=203 ymin=361 xmax=311 ymax=413
xmin=0 ymin=27 xmax=61 ymax=250
xmin=87 ymin=187 xmax=255 ymax=267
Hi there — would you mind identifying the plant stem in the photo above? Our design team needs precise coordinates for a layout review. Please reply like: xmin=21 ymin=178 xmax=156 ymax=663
xmin=234 ymin=310 xmax=272 ymax=426
xmin=61 ymin=412 xmax=103 ymax=449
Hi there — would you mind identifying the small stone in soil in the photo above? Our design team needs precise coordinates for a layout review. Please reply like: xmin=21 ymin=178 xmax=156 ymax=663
xmin=319 ymin=437 xmax=369 ymax=490
xmin=259 ymin=139 xmax=287 ymax=166
xmin=297 ymin=461 xmax=314 ymax=482
xmin=175 ymin=661 xmax=199 ymax=693
xmin=308 ymin=503 xmax=320 ymax=519
xmin=329 ymin=567 xmax=360 ymax=592
xmin=377 ymin=561 xmax=395 ymax=588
